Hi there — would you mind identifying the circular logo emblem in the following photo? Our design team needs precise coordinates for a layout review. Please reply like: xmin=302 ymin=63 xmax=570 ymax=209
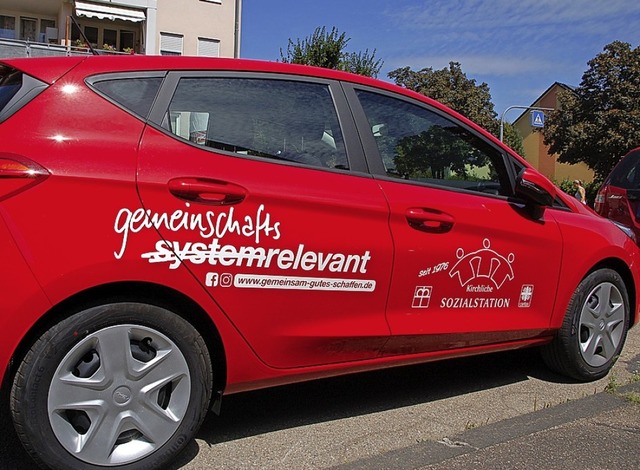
xmin=113 ymin=386 xmax=132 ymax=405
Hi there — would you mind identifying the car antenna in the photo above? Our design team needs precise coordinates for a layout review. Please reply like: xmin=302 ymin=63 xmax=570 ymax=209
xmin=69 ymin=16 xmax=99 ymax=56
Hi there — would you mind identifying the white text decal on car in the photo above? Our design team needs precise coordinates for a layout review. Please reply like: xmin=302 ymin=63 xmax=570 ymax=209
xmin=113 ymin=204 xmax=281 ymax=259
xmin=112 ymin=205 xmax=375 ymax=288
xmin=142 ymin=240 xmax=371 ymax=273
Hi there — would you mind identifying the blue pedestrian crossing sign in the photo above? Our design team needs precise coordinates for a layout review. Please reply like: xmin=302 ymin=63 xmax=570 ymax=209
xmin=531 ymin=110 xmax=545 ymax=128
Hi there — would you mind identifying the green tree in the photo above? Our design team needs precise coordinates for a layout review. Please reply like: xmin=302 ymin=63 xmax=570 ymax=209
xmin=502 ymin=122 xmax=525 ymax=156
xmin=280 ymin=26 xmax=383 ymax=78
xmin=341 ymin=50 xmax=383 ymax=77
xmin=543 ymin=41 xmax=640 ymax=179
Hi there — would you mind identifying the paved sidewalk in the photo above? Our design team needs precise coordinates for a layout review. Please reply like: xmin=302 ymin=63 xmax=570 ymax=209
xmin=333 ymin=381 xmax=640 ymax=470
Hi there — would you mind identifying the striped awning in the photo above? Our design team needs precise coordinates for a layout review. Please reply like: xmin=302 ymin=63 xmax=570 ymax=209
xmin=75 ymin=1 xmax=146 ymax=23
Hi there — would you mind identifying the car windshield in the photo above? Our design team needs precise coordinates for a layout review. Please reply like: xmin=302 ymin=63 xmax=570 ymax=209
xmin=609 ymin=150 xmax=640 ymax=189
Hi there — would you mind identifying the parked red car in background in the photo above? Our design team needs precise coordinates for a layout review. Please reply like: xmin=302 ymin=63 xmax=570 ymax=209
xmin=1 ymin=56 xmax=638 ymax=470
xmin=595 ymin=147 xmax=640 ymax=243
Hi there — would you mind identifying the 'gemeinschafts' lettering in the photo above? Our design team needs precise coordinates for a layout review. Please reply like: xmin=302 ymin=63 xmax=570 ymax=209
xmin=113 ymin=204 xmax=281 ymax=259
xmin=440 ymin=297 xmax=510 ymax=309
xmin=142 ymin=240 xmax=372 ymax=274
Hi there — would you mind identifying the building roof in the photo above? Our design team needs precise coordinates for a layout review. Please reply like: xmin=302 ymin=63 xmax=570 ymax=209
xmin=513 ymin=82 xmax=575 ymax=124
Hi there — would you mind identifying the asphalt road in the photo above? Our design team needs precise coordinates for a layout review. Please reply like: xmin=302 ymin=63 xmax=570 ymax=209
xmin=2 ymin=328 xmax=639 ymax=469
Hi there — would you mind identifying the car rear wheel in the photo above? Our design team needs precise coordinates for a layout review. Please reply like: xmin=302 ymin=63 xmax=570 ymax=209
xmin=541 ymin=268 xmax=630 ymax=381
xmin=10 ymin=303 xmax=213 ymax=470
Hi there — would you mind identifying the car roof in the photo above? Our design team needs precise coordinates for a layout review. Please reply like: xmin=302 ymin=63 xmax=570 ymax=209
xmin=2 ymin=55 xmax=386 ymax=88
xmin=0 ymin=55 xmax=519 ymax=161
xmin=2 ymin=55 xmax=449 ymax=111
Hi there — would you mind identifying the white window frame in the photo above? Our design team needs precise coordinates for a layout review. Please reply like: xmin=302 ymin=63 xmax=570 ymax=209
xmin=159 ymin=32 xmax=183 ymax=56
xmin=197 ymin=37 xmax=220 ymax=57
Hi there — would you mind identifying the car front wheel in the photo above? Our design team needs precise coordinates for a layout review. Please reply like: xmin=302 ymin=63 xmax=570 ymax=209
xmin=542 ymin=268 xmax=630 ymax=381
xmin=10 ymin=302 xmax=213 ymax=470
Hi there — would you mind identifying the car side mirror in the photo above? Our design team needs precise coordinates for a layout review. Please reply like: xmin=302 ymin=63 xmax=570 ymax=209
xmin=515 ymin=168 xmax=557 ymax=218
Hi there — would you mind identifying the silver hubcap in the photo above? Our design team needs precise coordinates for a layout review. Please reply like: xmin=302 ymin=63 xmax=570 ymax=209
xmin=578 ymin=282 xmax=626 ymax=367
xmin=48 ymin=325 xmax=191 ymax=466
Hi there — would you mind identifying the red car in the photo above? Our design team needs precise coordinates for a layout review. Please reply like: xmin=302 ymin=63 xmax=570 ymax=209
xmin=1 ymin=56 xmax=638 ymax=470
xmin=595 ymin=147 xmax=640 ymax=242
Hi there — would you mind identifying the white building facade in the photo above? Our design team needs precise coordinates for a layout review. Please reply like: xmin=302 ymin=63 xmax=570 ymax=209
xmin=0 ymin=0 xmax=241 ymax=57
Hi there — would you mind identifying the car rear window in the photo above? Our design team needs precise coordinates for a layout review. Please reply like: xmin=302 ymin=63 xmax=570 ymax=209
xmin=0 ymin=66 xmax=22 ymax=111
xmin=0 ymin=65 xmax=48 ymax=123
xmin=609 ymin=150 xmax=640 ymax=189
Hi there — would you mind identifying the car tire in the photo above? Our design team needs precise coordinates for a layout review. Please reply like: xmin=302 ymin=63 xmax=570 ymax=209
xmin=10 ymin=302 xmax=213 ymax=470
xmin=541 ymin=268 xmax=630 ymax=381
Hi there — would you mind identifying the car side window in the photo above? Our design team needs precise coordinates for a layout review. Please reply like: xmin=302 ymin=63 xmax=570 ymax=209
xmin=164 ymin=77 xmax=349 ymax=170
xmin=356 ymin=89 xmax=510 ymax=196
xmin=91 ymin=77 xmax=163 ymax=119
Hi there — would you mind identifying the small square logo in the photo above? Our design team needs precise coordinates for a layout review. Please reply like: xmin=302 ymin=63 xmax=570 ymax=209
xmin=412 ymin=286 xmax=432 ymax=308
xmin=220 ymin=273 xmax=233 ymax=287
xmin=519 ymin=284 xmax=534 ymax=308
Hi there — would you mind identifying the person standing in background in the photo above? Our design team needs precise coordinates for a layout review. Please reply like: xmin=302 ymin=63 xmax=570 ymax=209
xmin=573 ymin=179 xmax=586 ymax=204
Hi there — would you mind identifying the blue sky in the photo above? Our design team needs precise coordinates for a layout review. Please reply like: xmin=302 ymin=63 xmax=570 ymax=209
xmin=241 ymin=0 xmax=640 ymax=123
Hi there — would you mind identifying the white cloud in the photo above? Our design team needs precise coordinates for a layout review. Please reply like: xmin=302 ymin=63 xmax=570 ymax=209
xmin=378 ymin=0 xmax=640 ymax=81
xmin=388 ymin=0 xmax=640 ymax=33
xmin=385 ymin=0 xmax=640 ymax=59
xmin=384 ymin=54 xmax=556 ymax=78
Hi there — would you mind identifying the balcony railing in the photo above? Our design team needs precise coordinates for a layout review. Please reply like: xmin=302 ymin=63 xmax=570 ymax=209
xmin=0 ymin=38 xmax=129 ymax=59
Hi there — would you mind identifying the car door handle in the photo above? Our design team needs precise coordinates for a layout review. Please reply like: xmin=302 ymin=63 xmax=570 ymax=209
xmin=406 ymin=208 xmax=455 ymax=233
xmin=168 ymin=178 xmax=247 ymax=205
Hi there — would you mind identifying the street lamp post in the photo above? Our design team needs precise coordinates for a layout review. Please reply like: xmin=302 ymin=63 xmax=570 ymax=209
xmin=499 ymin=105 xmax=554 ymax=142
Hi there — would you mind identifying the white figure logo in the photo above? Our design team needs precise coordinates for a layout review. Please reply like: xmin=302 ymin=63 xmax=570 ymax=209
xmin=449 ymin=239 xmax=515 ymax=289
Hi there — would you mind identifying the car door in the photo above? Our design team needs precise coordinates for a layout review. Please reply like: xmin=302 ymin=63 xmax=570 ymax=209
xmin=135 ymin=72 xmax=393 ymax=368
xmin=345 ymin=85 xmax=564 ymax=354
